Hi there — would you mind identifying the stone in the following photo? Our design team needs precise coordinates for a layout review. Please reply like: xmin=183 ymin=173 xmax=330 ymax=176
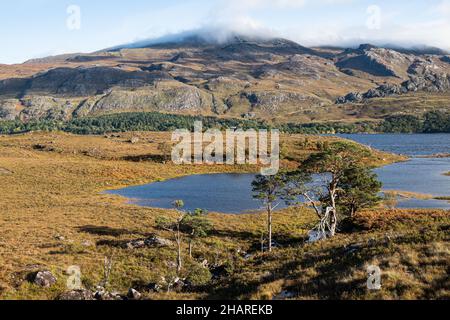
xmin=94 ymin=288 xmax=123 ymax=301
xmin=58 ymin=289 xmax=94 ymax=300
xmin=125 ymin=236 xmax=173 ymax=249
xmin=338 ymin=72 xmax=450 ymax=104
xmin=130 ymin=137 xmax=140 ymax=144
xmin=172 ymin=278 xmax=186 ymax=292
xmin=33 ymin=271 xmax=57 ymax=287
xmin=127 ymin=288 xmax=142 ymax=300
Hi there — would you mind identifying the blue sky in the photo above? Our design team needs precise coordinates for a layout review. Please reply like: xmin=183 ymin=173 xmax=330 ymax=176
xmin=0 ymin=0 xmax=449 ymax=64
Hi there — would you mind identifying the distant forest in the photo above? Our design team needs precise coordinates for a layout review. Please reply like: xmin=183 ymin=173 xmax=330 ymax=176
xmin=0 ymin=111 xmax=449 ymax=135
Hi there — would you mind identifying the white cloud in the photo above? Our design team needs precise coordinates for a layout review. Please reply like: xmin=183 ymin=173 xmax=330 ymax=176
xmin=198 ymin=0 xmax=450 ymax=51
xmin=434 ymin=0 xmax=450 ymax=15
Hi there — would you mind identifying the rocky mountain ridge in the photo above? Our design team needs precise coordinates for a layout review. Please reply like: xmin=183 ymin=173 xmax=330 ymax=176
xmin=1 ymin=36 xmax=449 ymax=123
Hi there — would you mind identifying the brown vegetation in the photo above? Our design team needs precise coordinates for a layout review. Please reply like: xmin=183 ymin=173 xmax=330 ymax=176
xmin=0 ymin=132 xmax=446 ymax=300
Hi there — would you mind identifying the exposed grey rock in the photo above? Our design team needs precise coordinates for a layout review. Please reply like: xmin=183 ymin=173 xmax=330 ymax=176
xmin=94 ymin=287 xmax=123 ymax=300
xmin=243 ymin=91 xmax=310 ymax=113
xmin=90 ymin=85 xmax=212 ymax=114
xmin=127 ymin=288 xmax=142 ymax=300
xmin=336 ymin=46 xmax=411 ymax=77
xmin=58 ymin=289 xmax=94 ymax=300
xmin=0 ymin=67 xmax=160 ymax=97
xmin=125 ymin=235 xmax=173 ymax=249
xmin=337 ymin=72 xmax=450 ymax=103
xmin=172 ymin=278 xmax=186 ymax=292
xmin=33 ymin=271 xmax=57 ymax=287
xmin=130 ymin=136 xmax=140 ymax=144
xmin=0 ymin=99 xmax=20 ymax=120
xmin=336 ymin=92 xmax=363 ymax=104
xmin=54 ymin=234 xmax=66 ymax=241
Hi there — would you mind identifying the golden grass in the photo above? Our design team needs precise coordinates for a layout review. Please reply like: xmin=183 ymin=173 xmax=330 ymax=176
xmin=0 ymin=131 xmax=444 ymax=300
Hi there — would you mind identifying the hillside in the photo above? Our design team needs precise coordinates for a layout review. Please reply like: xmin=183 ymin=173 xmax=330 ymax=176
xmin=0 ymin=35 xmax=450 ymax=125
xmin=0 ymin=132 xmax=447 ymax=300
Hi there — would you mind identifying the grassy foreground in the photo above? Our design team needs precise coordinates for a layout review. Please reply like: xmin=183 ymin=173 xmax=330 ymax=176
xmin=0 ymin=131 xmax=448 ymax=300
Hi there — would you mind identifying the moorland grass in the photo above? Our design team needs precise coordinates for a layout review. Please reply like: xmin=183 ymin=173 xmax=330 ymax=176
xmin=0 ymin=131 xmax=446 ymax=300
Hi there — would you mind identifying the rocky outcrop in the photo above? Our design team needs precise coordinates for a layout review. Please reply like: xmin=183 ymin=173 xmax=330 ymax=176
xmin=0 ymin=67 xmax=168 ymax=98
xmin=58 ymin=290 xmax=94 ymax=300
xmin=0 ymin=99 xmax=21 ymax=120
xmin=336 ymin=45 xmax=414 ymax=78
xmin=19 ymin=96 xmax=78 ymax=121
xmin=256 ymin=55 xmax=338 ymax=79
xmin=407 ymin=58 xmax=439 ymax=75
xmin=33 ymin=270 xmax=57 ymax=287
xmin=337 ymin=72 xmax=450 ymax=103
xmin=125 ymin=235 xmax=173 ymax=249
xmin=91 ymin=84 xmax=212 ymax=114
xmin=1 ymin=37 xmax=450 ymax=122
xmin=244 ymin=91 xmax=311 ymax=113
xmin=127 ymin=288 xmax=142 ymax=300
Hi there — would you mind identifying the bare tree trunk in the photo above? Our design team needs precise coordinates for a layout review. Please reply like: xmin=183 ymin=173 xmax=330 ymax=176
xmin=329 ymin=208 xmax=337 ymax=237
xmin=261 ymin=234 xmax=265 ymax=253
xmin=188 ymin=239 xmax=193 ymax=258
xmin=176 ymin=226 xmax=182 ymax=274
xmin=267 ymin=204 xmax=273 ymax=252
xmin=328 ymin=187 xmax=338 ymax=237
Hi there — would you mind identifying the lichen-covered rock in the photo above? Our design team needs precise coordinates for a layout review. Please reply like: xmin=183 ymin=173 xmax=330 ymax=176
xmin=243 ymin=91 xmax=310 ymax=113
xmin=33 ymin=271 xmax=57 ymax=287
xmin=336 ymin=45 xmax=413 ymax=78
xmin=0 ymin=99 xmax=21 ymax=120
xmin=58 ymin=290 xmax=94 ymax=300
xmin=125 ymin=235 xmax=173 ymax=249
xmin=91 ymin=84 xmax=212 ymax=114
xmin=337 ymin=72 xmax=450 ymax=103
xmin=127 ymin=288 xmax=142 ymax=300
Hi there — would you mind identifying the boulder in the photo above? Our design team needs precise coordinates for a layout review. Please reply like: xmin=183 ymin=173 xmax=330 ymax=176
xmin=94 ymin=287 xmax=123 ymax=300
xmin=33 ymin=271 xmax=57 ymax=288
xmin=125 ymin=236 xmax=173 ymax=249
xmin=130 ymin=137 xmax=140 ymax=144
xmin=337 ymin=72 xmax=450 ymax=104
xmin=58 ymin=289 xmax=94 ymax=300
xmin=336 ymin=92 xmax=363 ymax=104
xmin=172 ymin=278 xmax=186 ymax=292
xmin=127 ymin=288 xmax=142 ymax=300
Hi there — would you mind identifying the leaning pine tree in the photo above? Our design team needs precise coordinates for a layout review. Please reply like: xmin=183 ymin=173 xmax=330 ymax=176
xmin=252 ymin=174 xmax=286 ymax=252
xmin=285 ymin=142 xmax=382 ymax=239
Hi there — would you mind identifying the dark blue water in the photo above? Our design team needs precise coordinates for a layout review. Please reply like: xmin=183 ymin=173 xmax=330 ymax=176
xmin=337 ymin=134 xmax=450 ymax=209
xmin=108 ymin=134 xmax=450 ymax=213
xmin=109 ymin=173 xmax=262 ymax=214
xmin=336 ymin=133 xmax=449 ymax=157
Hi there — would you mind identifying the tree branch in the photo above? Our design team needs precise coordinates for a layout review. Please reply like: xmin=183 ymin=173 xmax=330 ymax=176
xmin=303 ymin=193 xmax=322 ymax=218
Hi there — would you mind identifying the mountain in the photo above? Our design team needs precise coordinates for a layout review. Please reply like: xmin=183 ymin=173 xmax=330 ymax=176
xmin=1 ymin=35 xmax=449 ymax=124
